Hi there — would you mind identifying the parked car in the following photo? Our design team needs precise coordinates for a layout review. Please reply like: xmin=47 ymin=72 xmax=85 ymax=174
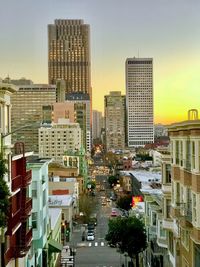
xmin=110 ymin=208 xmax=118 ymax=217
xmin=86 ymin=232 xmax=95 ymax=241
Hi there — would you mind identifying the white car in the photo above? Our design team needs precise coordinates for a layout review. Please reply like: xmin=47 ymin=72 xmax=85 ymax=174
xmin=86 ymin=232 xmax=95 ymax=241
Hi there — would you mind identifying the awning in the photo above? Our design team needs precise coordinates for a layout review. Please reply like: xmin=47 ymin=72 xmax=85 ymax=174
xmin=48 ymin=239 xmax=63 ymax=253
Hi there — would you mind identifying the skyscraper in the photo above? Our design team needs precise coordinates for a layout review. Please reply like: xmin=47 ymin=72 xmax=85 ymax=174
xmin=104 ymin=91 xmax=126 ymax=151
xmin=48 ymin=19 xmax=91 ymax=99
xmin=126 ymin=58 xmax=154 ymax=147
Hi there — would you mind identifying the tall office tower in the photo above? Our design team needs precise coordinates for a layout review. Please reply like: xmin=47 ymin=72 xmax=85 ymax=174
xmin=104 ymin=91 xmax=126 ymax=151
xmin=66 ymin=92 xmax=91 ymax=152
xmin=11 ymin=84 xmax=56 ymax=153
xmin=48 ymin=19 xmax=91 ymax=99
xmin=126 ymin=58 xmax=154 ymax=147
xmin=92 ymin=110 xmax=103 ymax=141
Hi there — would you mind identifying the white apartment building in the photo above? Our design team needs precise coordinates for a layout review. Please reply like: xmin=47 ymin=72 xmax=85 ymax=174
xmin=39 ymin=119 xmax=81 ymax=163
xmin=126 ymin=58 xmax=154 ymax=147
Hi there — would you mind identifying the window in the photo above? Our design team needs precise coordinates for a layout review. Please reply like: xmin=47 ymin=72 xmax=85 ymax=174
xmin=192 ymin=193 xmax=197 ymax=223
xmin=32 ymin=190 xmax=37 ymax=198
xmin=166 ymin=164 xmax=171 ymax=183
xmin=166 ymin=199 xmax=171 ymax=218
xmin=169 ymin=231 xmax=174 ymax=255
xmin=32 ymin=212 xmax=37 ymax=229
xmin=181 ymin=229 xmax=189 ymax=250
xmin=43 ymin=190 xmax=46 ymax=207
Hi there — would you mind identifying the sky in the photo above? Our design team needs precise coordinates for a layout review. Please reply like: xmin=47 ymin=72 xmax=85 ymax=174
xmin=0 ymin=0 xmax=200 ymax=124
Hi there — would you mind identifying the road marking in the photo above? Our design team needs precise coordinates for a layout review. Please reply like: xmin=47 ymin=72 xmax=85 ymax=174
xmin=95 ymin=242 xmax=98 ymax=246
xmin=101 ymin=242 xmax=104 ymax=246
xmin=89 ymin=242 xmax=92 ymax=247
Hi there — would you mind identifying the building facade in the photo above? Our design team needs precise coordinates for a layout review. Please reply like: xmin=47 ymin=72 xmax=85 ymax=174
xmin=27 ymin=157 xmax=53 ymax=267
xmin=126 ymin=58 xmax=154 ymax=147
xmin=92 ymin=110 xmax=103 ymax=142
xmin=39 ymin=119 xmax=81 ymax=163
xmin=104 ymin=91 xmax=126 ymax=151
xmin=11 ymin=84 xmax=56 ymax=153
xmin=168 ymin=114 xmax=200 ymax=267
xmin=48 ymin=19 xmax=91 ymax=99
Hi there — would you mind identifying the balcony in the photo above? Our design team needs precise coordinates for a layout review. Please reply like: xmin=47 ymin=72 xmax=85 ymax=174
xmin=11 ymin=175 xmax=22 ymax=192
xmin=22 ymin=170 xmax=32 ymax=187
xmin=6 ymin=209 xmax=21 ymax=235
xmin=4 ymin=247 xmax=14 ymax=265
xmin=21 ymin=198 xmax=32 ymax=221
xmin=15 ymin=228 xmax=32 ymax=257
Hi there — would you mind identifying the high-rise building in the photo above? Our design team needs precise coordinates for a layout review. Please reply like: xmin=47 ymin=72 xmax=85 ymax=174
xmin=48 ymin=19 xmax=91 ymax=99
xmin=126 ymin=58 xmax=154 ymax=147
xmin=66 ymin=92 xmax=91 ymax=152
xmin=11 ymin=84 xmax=56 ymax=153
xmin=92 ymin=110 xmax=103 ymax=141
xmin=104 ymin=91 xmax=126 ymax=151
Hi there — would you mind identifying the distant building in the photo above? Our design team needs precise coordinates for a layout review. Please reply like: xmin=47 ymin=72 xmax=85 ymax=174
xmin=11 ymin=84 xmax=56 ymax=153
xmin=126 ymin=58 xmax=154 ymax=147
xmin=2 ymin=76 xmax=33 ymax=85
xmin=48 ymin=19 xmax=91 ymax=100
xmin=104 ymin=91 xmax=126 ymax=151
xmin=66 ymin=92 xmax=91 ymax=152
xmin=154 ymin=124 xmax=168 ymax=138
xmin=39 ymin=119 xmax=81 ymax=163
xmin=92 ymin=110 xmax=103 ymax=141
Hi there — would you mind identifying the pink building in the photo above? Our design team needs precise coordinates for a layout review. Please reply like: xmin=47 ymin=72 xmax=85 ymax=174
xmin=53 ymin=102 xmax=75 ymax=123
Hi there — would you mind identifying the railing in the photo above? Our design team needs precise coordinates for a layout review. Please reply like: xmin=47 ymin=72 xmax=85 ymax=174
xmin=6 ymin=209 xmax=21 ymax=235
xmin=21 ymin=198 xmax=32 ymax=221
xmin=11 ymin=175 xmax=22 ymax=192
xmin=22 ymin=170 xmax=32 ymax=187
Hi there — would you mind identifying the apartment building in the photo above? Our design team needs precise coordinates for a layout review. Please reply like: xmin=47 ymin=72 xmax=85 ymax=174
xmin=168 ymin=111 xmax=200 ymax=267
xmin=39 ymin=119 xmax=81 ymax=163
xmin=0 ymin=83 xmax=32 ymax=267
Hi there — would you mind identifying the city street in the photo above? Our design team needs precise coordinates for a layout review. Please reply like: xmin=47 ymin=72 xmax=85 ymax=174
xmin=69 ymin=174 xmax=124 ymax=267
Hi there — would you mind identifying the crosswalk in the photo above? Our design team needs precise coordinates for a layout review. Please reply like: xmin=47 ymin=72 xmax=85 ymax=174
xmin=77 ymin=241 xmax=106 ymax=247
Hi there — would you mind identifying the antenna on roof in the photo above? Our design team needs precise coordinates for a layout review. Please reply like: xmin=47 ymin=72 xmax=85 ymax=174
xmin=138 ymin=49 xmax=140 ymax=58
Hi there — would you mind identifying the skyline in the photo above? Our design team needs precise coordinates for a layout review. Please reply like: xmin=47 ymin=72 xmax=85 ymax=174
xmin=0 ymin=0 xmax=200 ymax=124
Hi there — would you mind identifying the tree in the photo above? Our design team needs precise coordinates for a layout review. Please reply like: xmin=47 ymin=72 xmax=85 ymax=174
xmin=79 ymin=195 xmax=97 ymax=223
xmin=116 ymin=195 xmax=132 ymax=211
xmin=105 ymin=216 xmax=147 ymax=267
xmin=0 ymin=154 xmax=10 ymax=227
xmin=108 ymin=175 xmax=118 ymax=188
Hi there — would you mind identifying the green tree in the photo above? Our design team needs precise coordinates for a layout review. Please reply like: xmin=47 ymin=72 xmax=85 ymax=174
xmin=0 ymin=154 xmax=10 ymax=227
xmin=105 ymin=216 xmax=147 ymax=267
xmin=79 ymin=195 xmax=97 ymax=223
xmin=116 ymin=195 xmax=132 ymax=211
xmin=108 ymin=175 xmax=118 ymax=188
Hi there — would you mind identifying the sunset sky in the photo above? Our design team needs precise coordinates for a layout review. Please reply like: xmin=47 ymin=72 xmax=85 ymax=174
xmin=0 ymin=0 xmax=200 ymax=124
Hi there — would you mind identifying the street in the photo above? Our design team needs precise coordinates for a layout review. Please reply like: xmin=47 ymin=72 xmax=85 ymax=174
xmin=69 ymin=174 xmax=124 ymax=267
